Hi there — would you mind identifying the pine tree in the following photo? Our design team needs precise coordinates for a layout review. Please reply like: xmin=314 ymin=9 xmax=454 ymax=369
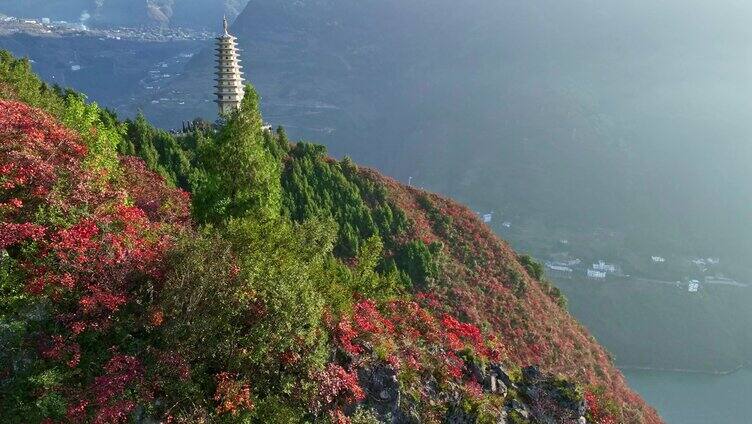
xmin=193 ymin=84 xmax=282 ymax=224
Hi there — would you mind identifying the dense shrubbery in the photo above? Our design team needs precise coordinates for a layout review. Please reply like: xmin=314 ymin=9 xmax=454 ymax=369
xmin=519 ymin=254 xmax=567 ymax=308
xmin=118 ymin=114 xmax=193 ymax=190
xmin=0 ymin=51 xmax=195 ymax=190
xmin=281 ymin=143 xmax=408 ymax=258
xmin=0 ymin=51 xmax=658 ymax=423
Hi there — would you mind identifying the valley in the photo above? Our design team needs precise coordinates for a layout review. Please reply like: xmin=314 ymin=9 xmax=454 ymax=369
xmin=3 ymin=1 xmax=748 ymax=381
xmin=1 ymin=1 xmax=749 ymax=421
xmin=0 ymin=8 xmax=752 ymax=380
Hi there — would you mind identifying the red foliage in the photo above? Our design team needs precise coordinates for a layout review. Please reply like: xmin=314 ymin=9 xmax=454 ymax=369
xmin=311 ymin=364 xmax=365 ymax=415
xmin=0 ymin=101 xmax=191 ymax=422
xmin=149 ymin=308 xmax=165 ymax=327
xmin=0 ymin=221 xmax=45 ymax=248
xmin=354 ymin=167 xmax=663 ymax=424
xmin=118 ymin=156 xmax=191 ymax=226
xmin=331 ymin=299 xmax=503 ymax=383
xmin=585 ymin=390 xmax=617 ymax=424
xmin=40 ymin=335 xmax=80 ymax=368
xmin=24 ymin=204 xmax=171 ymax=332
xmin=213 ymin=372 xmax=254 ymax=415
xmin=63 ymin=354 xmax=147 ymax=423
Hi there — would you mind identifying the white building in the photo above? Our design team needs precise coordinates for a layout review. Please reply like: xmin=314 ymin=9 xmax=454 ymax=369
xmin=587 ymin=269 xmax=607 ymax=280
xmin=688 ymin=280 xmax=700 ymax=292
xmin=546 ymin=264 xmax=573 ymax=279
xmin=592 ymin=260 xmax=617 ymax=273
xmin=651 ymin=256 xmax=666 ymax=263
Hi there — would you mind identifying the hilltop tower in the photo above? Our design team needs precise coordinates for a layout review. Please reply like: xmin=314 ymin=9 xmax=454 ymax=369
xmin=215 ymin=16 xmax=245 ymax=115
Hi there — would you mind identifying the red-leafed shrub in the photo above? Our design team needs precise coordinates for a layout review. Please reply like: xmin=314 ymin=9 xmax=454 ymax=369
xmin=0 ymin=101 xmax=186 ymax=423
xmin=310 ymin=364 xmax=365 ymax=418
xmin=214 ymin=372 xmax=254 ymax=416
xmin=331 ymin=299 xmax=503 ymax=382
xmin=586 ymin=390 xmax=618 ymax=424
xmin=118 ymin=156 xmax=191 ymax=226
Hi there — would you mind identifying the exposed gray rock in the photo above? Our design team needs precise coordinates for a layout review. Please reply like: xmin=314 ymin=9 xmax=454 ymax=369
xmin=490 ymin=363 xmax=515 ymax=390
xmin=351 ymin=361 xmax=586 ymax=424
xmin=357 ymin=363 xmax=417 ymax=424
xmin=522 ymin=365 xmax=543 ymax=383
xmin=506 ymin=398 xmax=531 ymax=419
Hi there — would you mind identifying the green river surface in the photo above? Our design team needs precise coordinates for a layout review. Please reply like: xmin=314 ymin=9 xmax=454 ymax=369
xmin=623 ymin=368 xmax=752 ymax=423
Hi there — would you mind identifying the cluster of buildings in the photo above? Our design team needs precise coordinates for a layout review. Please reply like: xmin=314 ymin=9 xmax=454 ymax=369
xmin=692 ymin=257 xmax=719 ymax=266
xmin=0 ymin=14 xmax=213 ymax=42
xmin=587 ymin=260 xmax=618 ymax=280
xmin=542 ymin=258 xmax=619 ymax=281
xmin=543 ymin=258 xmax=582 ymax=280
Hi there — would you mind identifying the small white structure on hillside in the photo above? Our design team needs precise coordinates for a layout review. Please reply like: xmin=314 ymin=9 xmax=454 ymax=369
xmin=688 ymin=280 xmax=700 ymax=292
xmin=587 ymin=269 xmax=607 ymax=280
xmin=546 ymin=264 xmax=573 ymax=279
xmin=592 ymin=260 xmax=617 ymax=273
xmin=652 ymin=256 xmax=666 ymax=263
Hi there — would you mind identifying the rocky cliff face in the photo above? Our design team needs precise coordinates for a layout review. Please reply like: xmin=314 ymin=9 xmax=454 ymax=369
xmin=357 ymin=362 xmax=589 ymax=424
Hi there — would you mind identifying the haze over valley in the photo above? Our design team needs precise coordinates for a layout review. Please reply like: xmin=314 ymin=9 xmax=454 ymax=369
xmin=1 ymin=1 xmax=750 ymax=422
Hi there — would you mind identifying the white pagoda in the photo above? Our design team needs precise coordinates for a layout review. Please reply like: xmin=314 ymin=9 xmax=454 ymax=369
xmin=215 ymin=16 xmax=245 ymax=115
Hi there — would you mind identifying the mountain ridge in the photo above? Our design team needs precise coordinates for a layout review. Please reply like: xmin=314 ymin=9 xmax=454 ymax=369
xmin=0 ymin=51 xmax=661 ymax=423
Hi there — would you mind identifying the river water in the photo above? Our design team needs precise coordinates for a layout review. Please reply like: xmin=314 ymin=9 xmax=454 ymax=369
xmin=623 ymin=368 xmax=752 ymax=423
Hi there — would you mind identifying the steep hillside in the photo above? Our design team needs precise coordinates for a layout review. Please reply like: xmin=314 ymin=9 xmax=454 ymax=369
xmin=0 ymin=52 xmax=660 ymax=423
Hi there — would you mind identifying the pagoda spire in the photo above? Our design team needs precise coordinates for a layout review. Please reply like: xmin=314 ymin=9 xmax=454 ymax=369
xmin=214 ymin=17 xmax=245 ymax=115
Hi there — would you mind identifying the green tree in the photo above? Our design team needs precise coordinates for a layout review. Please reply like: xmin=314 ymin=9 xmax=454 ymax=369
xmin=123 ymin=113 xmax=193 ymax=189
xmin=158 ymin=217 xmax=337 ymax=395
xmin=395 ymin=240 xmax=440 ymax=289
xmin=518 ymin=254 xmax=544 ymax=280
xmin=193 ymin=85 xmax=282 ymax=223
xmin=59 ymin=94 xmax=123 ymax=175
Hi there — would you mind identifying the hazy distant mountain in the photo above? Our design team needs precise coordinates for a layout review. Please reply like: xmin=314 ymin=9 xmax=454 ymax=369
xmin=0 ymin=0 xmax=249 ymax=28
xmin=144 ymin=0 xmax=751 ymax=264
